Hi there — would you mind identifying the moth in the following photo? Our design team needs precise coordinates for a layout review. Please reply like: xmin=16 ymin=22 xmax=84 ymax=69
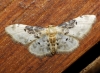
xmin=5 ymin=15 xmax=96 ymax=57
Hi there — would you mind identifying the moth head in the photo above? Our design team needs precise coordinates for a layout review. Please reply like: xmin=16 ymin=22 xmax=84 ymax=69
xmin=46 ymin=25 xmax=57 ymax=36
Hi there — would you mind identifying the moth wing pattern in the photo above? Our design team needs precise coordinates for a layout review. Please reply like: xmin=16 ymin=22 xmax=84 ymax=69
xmin=56 ymin=34 xmax=79 ymax=53
xmin=56 ymin=15 xmax=96 ymax=53
xmin=59 ymin=15 xmax=96 ymax=39
xmin=5 ymin=15 xmax=96 ymax=57
xmin=28 ymin=35 xmax=51 ymax=56
xmin=5 ymin=24 xmax=45 ymax=45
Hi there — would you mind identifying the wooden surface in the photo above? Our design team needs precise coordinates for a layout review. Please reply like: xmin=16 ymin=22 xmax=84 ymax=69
xmin=0 ymin=0 xmax=100 ymax=73
xmin=80 ymin=56 xmax=100 ymax=73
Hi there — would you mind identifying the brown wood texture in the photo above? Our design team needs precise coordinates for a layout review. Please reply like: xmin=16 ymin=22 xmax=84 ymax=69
xmin=80 ymin=56 xmax=100 ymax=73
xmin=0 ymin=0 xmax=100 ymax=73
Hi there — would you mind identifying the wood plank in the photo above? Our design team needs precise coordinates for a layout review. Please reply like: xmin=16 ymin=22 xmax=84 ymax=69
xmin=80 ymin=56 xmax=100 ymax=73
xmin=0 ymin=0 xmax=100 ymax=73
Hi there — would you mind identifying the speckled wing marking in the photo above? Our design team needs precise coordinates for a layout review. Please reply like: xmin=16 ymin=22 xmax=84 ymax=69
xmin=28 ymin=35 xmax=51 ymax=56
xmin=5 ymin=24 xmax=45 ymax=45
xmin=54 ymin=15 xmax=96 ymax=53
xmin=59 ymin=15 xmax=96 ymax=39
xmin=29 ymin=25 xmax=58 ymax=56
xmin=56 ymin=33 xmax=79 ymax=53
xmin=55 ymin=15 xmax=96 ymax=53
xmin=5 ymin=15 xmax=96 ymax=57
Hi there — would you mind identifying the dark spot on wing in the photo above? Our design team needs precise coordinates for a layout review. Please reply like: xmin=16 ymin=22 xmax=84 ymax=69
xmin=25 ymin=26 xmax=33 ymax=31
xmin=76 ymin=22 xmax=77 ymax=25
xmin=56 ymin=43 xmax=59 ymax=45
xmin=24 ymin=26 xmax=35 ymax=34
xmin=59 ymin=20 xmax=76 ymax=28
xmin=24 ymin=26 xmax=44 ymax=37
xmin=34 ymin=35 xmax=40 ymax=38
xmin=58 ymin=23 xmax=67 ymax=28
xmin=48 ymin=44 xmax=50 ymax=46
xmin=64 ymin=32 xmax=69 ymax=35
xmin=34 ymin=26 xmax=43 ymax=32
xmin=47 ymin=40 xmax=49 ymax=42
xmin=38 ymin=42 xmax=40 ymax=45
xmin=29 ymin=39 xmax=32 ymax=42
xmin=67 ymin=20 xmax=76 ymax=28
xmin=24 ymin=29 xmax=26 ymax=32
xmin=66 ymin=38 xmax=68 ymax=41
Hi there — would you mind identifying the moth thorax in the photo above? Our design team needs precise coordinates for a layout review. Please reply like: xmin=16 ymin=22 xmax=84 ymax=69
xmin=47 ymin=25 xmax=57 ymax=55
xmin=49 ymin=37 xmax=56 ymax=55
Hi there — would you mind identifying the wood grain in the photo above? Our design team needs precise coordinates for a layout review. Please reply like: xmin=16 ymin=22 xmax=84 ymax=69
xmin=0 ymin=0 xmax=100 ymax=73
xmin=80 ymin=56 xmax=100 ymax=73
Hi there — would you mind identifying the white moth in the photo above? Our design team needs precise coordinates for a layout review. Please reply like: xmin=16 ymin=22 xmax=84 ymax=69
xmin=5 ymin=15 xmax=96 ymax=57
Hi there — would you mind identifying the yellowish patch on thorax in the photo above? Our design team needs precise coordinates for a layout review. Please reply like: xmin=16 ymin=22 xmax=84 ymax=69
xmin=46 ymin=25 xmax=57 ymax=55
